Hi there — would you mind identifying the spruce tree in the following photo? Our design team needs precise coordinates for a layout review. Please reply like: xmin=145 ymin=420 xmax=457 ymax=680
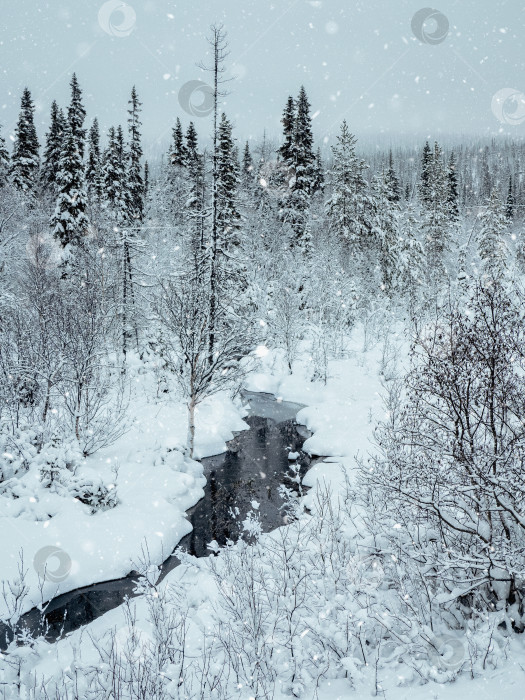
xmin=312 ymin=147 xmax=325 ymax=195
xmin=216 ymin=113 xmax=242 ymax=265
xmin=371 ymin=173 xmax=400 ymax=294
xmin=325 ymin=120 xmax=369 ymax=249
xmin=10 ymin=87 xmax=40 ymax=192
xmin=166 ymin=116 xmax=187 ymax=222
xmin=242 ymin=141 xmax=254 ymax=182
xmin=478 ymin=188 xmax=508 ymax=279
xmin=51 ymin=123 xmax=89 ymax=247
xmin=480 ymin=146 xmax=491 ymax=199
xmin=418 ymin=140 xmax=432 ymax=207
xmin=185 ymin=123 xmax=206 ymax=273
xmin=398 ymin=204 xmax=425 ymax=305
xmin=385 ymin=149 xmax=400 ymax=203
xmin=278 ymin=96 xmax=295 ymax=164
xmin=127 ymin=86 xmax=144 ymax=222
xmin=281 ymin=86 xmax=316 ymax=248
xmin=505 ymin=176 xmax=515 ymax=221
xmin=144 ymin=161 xmax=149 ymax=200
xmin=420 ymin=142 xmax=450 ymax=277
xmin=170 ymin=117 xmax=187 ymax=168
xmin=102 ymin=126 xmax=129 ymax=217
xmin=41 ymin=100 xmax=66 ymax=194
xmin=85 ymin=117 xmax=102 ymax=201
xmin=186 ymin=122 xmax=199 ymax=161
xmin=447 ymin=151 xmax=459 ymax=221
xmin=0 ymin=124 xmax=10 ymax=187
xmin=68 ymin=73 xmax=87 ymax=159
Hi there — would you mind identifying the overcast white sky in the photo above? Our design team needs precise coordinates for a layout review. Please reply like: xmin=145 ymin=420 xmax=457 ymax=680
xmin=1 ymin=0 xmax=524 ymax=158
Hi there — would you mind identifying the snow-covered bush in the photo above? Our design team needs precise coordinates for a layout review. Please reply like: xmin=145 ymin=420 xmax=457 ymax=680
xmin=37 ymin=435 xmax=80 ymax=487
xmin=6 ymin=482 xmax=506 ymax=699
xmin=67 ymin=471 xmax=119 ymax=513
xmin=363 ymin=278 xmax=525 ymax=626
xmin=0 ymin=429 xmax=38 ymax=483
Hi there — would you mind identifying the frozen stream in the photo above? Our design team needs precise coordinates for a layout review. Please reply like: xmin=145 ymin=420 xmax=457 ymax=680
xmin=1 ymin=392 xmax=312 ymax=647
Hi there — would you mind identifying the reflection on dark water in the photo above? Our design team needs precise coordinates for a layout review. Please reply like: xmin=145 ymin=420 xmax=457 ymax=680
xmin=175 ymin=415 xmax=309 ymax=560
xmin=0 ymin=395 xmax=310 ymax=649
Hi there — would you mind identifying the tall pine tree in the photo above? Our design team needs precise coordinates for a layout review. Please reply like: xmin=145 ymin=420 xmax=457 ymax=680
xmin=325 ymin=120 xmax=369 ymax=250
xmin=51 ymin=123 xmax=89 ymax=247
xmin=0 ymin=124 xmax=10 ymax=187
xmin=127 ymin=86 xmax=144 ymax=222
xmin=10 ymin=87 xmax=40 ymax=192
xmin=478 ymin=188 xmax=508 ymax=279
xmin=85 ymin=117 xmax=102 ymax=201
xmin=216 ymin=113 xmax=242 ymax=268
xmin=41 ymin=100 xmax=66 ymax=194
xmin=68 ymin=73 xmax=87 ymax=159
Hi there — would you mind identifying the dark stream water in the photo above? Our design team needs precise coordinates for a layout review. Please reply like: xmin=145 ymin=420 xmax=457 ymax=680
xmin=1 ymin=392 xmax=311 ymax=648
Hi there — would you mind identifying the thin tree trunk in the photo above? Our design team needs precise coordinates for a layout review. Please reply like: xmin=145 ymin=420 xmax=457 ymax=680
xmin=187 ymin=396 xmax=196 ymax=459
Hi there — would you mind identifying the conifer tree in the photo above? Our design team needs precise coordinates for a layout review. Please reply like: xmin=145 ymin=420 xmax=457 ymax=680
xmin=144 ymin=161 xmax=149 ymax=200
xmin=127 ymin=86 xmax=144 ymax=222
xmin=371 ymin=173 xmax=400 ymax=294
xmin=447 ymin=151 xmax=459 ymax=221
xmin=216 ymin=113 xmax=242 ymax=265
xmin=480 ymin=146 xmax=491 ymax=199
xmin=41 ymin=100 xmax=66 ymax=194
xmin=420 ymin=142 xmax=450 ymax=276
xmin=398 ymin=204 xmax=425 ymax=305
xmin=242 ymin=141 xmax=254 ymax=183
xmin=85 ymin=117 xmax=102 ymax=201
xmin=478 ymin=188 xmax=508 ymax=279
xmin=51 ymin=123 xmax=89 ymax=247
xmin=170 ymin=117 xmax=187 ymax=168
xmin=385 ymin=149 xmax=400 ymax=203
xmin=0 ymin=124 xmax=10 ymax=187
xmin=312 ymin=147 xmax=325 ymax=195
xmin=102 ymin=125 xmax=130 ymax=217
xmin=10 ymin=87 xmax=40 ymax=192
xmin=278 ymin=96 xmax=295 ymax=164
xmin=325 ymin=120 xmax=369 ymax=250
xmin=165 ymin=116 xmax=187 ymax=222
xmin=68 ymin=73 xmax=87 ymax=159
xmin=418 ymin=140 xmax=432 ymax=207
xmin=185 ymin=122 xmax=206 ymax=273
xmin=505 ymin=175 xmax=515 ymax=221
xmin=280 ymin=86 xmax=316 ymax=248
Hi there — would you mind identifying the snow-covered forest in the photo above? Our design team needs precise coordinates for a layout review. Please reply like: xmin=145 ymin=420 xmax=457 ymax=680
xmin=1 ymin=8 xmax=525 ymax=699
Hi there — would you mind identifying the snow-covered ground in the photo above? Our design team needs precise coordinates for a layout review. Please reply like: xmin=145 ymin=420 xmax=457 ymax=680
xmin=1 ymin=362 xmax=248 ymax=620
xmin=3 ymin=330 xmax=525 ymax=697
